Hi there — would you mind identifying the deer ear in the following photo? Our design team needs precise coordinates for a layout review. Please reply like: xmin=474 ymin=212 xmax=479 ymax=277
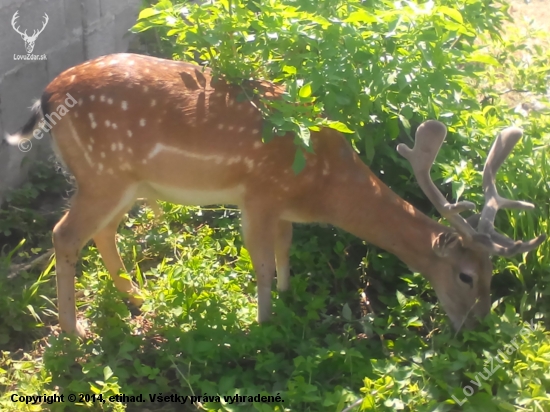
xmin=432 ymin=232 xmax=462 ymax=257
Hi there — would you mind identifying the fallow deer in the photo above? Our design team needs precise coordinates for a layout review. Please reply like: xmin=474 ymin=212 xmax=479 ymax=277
xmin=5 ymin=53 xmax=545 ymax=338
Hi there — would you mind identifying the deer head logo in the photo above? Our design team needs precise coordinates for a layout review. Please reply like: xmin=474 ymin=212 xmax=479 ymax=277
xmin=11 ymin=11 xmax=49 ymax=54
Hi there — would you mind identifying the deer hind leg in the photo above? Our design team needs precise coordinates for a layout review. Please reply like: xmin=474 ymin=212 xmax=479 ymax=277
xmin=93 ymin=213 xmax=144 ymax=307
xmin=241 ymin=204 xmax=279 ymax=323
xmin=52 ymin=186 xmax=137 ymax=338
xmin=275 ymin=220 xmax=293 ymax=292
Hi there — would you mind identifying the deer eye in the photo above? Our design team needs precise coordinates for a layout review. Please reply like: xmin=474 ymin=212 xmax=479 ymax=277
xmin=459 ymin=272 xmax=473 ymax=286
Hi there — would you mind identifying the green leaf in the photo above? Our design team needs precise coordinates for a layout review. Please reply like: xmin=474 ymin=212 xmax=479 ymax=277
xmin=297 ymin=124 xmax=311 ymax=147
xmin=364 ymin=137 xmax=375 ymax=165
xmin=282 ymin=65 xmax=297 ymax=75
xmin=328 ymin=121 xmax=354 ymax=133
xmin=396 ymin=290 xmax=407 ymax=307
xmin=292 ymin=149 xmax=306 ymax=174
xmin=299 ymin=83 xmax=312 ymax=98
xmin=438 ymin=6 xmax=464 ymax=24
xmin=104 ymin=366 xmax=113 ymax=381
xmin=344 ymin=10 xmax=377 ymax=24
xmin=342 ymin=303 xmax=352 ymax=321
xmin=468 ymin=54 xmax=500 ymax=66
xmin=137 ymin=8 xmax=160 ymax=20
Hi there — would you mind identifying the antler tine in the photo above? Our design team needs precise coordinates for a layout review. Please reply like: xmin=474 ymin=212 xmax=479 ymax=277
xmin=478 ymin=127 xmax=533 ymax=234
xmin=474 ymin=127 xmax=546 ymax=255
xmin=11 ymin=10 xmax=26 ymax=36
xmin=397 ymin=120 xmax=479 ymax=240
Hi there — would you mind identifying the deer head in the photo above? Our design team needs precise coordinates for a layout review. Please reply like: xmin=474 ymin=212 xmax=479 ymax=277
xmin=397 ymin=121 xmax=545 ymax=329
xmin=4 ymin=54 xmax=545 ymax=338
xmin=12 ymin=11 xmax=49 ymax=54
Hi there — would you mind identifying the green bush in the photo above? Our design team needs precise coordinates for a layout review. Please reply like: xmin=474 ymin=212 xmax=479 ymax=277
xmin=132 ymin=0 xmax=550 ymax=314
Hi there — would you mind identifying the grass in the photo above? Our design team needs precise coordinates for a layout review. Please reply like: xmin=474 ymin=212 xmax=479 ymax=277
xmin=1 ymin=1 xmax=550 ymax=411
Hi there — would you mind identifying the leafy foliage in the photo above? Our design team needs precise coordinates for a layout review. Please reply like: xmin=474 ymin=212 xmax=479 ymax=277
xmin=1 ymin=0 xmax=550 ymax=411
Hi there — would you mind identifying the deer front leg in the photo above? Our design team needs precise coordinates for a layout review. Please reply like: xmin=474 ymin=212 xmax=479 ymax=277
xmin=241 ymin=205 xmax=278 ymax=323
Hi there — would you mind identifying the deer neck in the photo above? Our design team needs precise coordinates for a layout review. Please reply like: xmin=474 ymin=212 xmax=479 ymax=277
xmin=324 ymin=164 xmax=446 ymax=275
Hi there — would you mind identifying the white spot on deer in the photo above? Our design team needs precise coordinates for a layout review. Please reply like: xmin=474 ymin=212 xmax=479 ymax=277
xmin=100 ymin=95 xmax=106 ymax=102
xmin=88 ymin=113 xmax=97 ymax=129
xmin=249 ymin=106 xmax=255 ymax=113
xmin=228 ymin=100 xmax=234 ymax=107
xmin=87 ymin=144 xmax=93 ymax=152
xmin=323 ymin=161 xmax=330 ymax=175
xmin=111 ymin=143 xmax=116 ymax=151
xmin=98 ymin=163 xmax=104 ymax=172
xmin=118 ymin=142 xmax=124 ymax=151
xmin=112 ymin=123 xmax=118 ymax=130
xmin=90 ymin=138 xmax=95 ymax=144
xmin=142 ymin=159 xmax=147 ymax=164
xmin=252 ymin=129 xmax=260 ymax=135
xmin=215 ymin=92 xmax=224 ymax=97
xmin=78 ymin=98 xmax=83 ymax=106
xmin=127 ymin=130 xmax=133 ymax=138
xmin=107 ymin=98 xmax=113 ymax=105
xmin=282 ymin=186 xmax=290 ymax=192
xmin=218 ymin=124 xmax=224 ymax=130
xmin=101 ymin=152 xmax=106 ymax=158
xmin=238 ymin=126 xmax=246 ymax=133
xmin=151 ymin=99 xmax=156 ymax=107
xmin=121 ymin=101 xmax=128 ymax=110
xmin=140 ymin=119 xmax=146 ymax=127
xmin=74 ymin=112 xmax=79 ymax=118
xmin=105 ymin=120 xmax=111 ymax=127
xmin=244 ymin=158 xmax=254 ymax=171
xmin=107 ymin=168 xmax=114 ymax=175
xmin=143 ymin=86 xmax=149 ymax=93
xmin=127 ymin=148 xmax=133 ymax=154
xmin=90 ymin=95 xmax=95 ymax=101
xmin=119 ymin=163 xmax=132 ymax=171
xmin=228 ymin=125 xmax=234 ymax=131
xmin=253 ymin=141 xmax=262 ymax=149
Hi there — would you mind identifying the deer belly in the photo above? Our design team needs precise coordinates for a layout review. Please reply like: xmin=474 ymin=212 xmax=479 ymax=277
xmin=146 ymin=182 xmax=245 ymax=207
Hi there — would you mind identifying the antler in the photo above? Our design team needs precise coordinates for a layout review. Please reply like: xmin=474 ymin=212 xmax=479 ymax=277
xmin=397 ymin=120 xmax=546 ymax=257
xmin=476 ymin=126 xmax=546 ymax=254
xmin=29 ymin=13 xmax=48 ymax=40
xmin=11 ymin=11 xmax=27 ymax=37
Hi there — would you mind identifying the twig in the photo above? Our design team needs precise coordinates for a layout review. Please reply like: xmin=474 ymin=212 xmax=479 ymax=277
xmin=341 ymin=398 xmax=363 ymax=412
xmin=8 ymin=249 xmax=54 ymax=279
xmin=498 ymin=88 xmax=530 ymax=95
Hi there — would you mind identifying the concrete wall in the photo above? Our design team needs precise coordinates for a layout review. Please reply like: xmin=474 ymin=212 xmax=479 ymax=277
xmin=0 ymin=0 xmax=143 ymax=205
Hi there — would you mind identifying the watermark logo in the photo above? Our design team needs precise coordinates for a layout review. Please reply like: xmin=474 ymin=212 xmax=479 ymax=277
xmin=451 ymin=319 xmax=538 ymax=406
xmin=12 ymin=10 xmax=48 ymax=61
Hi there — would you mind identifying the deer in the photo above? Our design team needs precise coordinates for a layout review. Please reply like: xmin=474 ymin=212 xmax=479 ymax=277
xmin=11 ymin=11 xmax=49 ymax=54
xmin=5 ymin=53 xmax=546 ymax=339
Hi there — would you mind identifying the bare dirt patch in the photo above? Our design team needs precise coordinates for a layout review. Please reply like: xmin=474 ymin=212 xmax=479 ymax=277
xmin=509 ymin=0 xmax=550 ymax=31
